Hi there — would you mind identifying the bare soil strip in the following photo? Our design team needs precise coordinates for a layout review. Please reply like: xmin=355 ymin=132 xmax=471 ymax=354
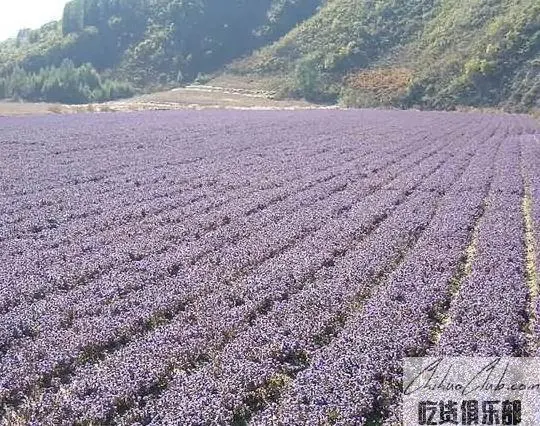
xmin=0 ymin=85 xmax=327 ymax=116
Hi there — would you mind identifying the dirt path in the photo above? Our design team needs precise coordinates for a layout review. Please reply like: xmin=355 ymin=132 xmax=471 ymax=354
xmin=0 ymin=84 xmax=333 ymax=116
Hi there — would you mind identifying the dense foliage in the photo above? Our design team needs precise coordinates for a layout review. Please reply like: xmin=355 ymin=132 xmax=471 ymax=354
xmin=404 ymin=0 xmax=540 ymax=111
xmin=0 ymin=59 xmax=133 ymax=103
xmin=0 ymin=0 xmax=322 ymax=103
xmin=0 ymin=0 xmax=537 ymax=109
xmin=0 ymin=110 xmax=538 ymax=423
xmin=233 ymin=0 xmax=539 ymax=111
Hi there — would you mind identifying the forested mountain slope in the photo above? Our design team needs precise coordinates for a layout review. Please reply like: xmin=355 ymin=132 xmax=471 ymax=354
xmin=232 ymin=0 xmax=539 ymax=111
xmin=0 ymin=0 xmax=322 ymax=103
xmin=0 ymin=0 xmax=538 ymax=111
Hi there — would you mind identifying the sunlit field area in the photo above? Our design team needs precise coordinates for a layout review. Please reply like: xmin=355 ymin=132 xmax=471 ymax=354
xmin=1 ymin=109 xmax=539 ymax=424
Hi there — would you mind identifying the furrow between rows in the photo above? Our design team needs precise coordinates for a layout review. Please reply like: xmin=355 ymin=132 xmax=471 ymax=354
xmin=249 ymin=127 xmax=503 ymax=425
xmin=1 ymin=134 xmax=468 ymax=426
xmin=136 ymin=135 xmax=481 ymax=425
xmin=0 ymin=132 xmax=454 ymax=416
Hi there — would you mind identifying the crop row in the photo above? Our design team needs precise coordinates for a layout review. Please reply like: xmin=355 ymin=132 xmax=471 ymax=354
xmin=1 ymin=126 xmax=454 ymax=420
xmin=250 ymin=124 xmax=537 ymax=425
xmin=0 ymin=110 xmax=538 ymax=425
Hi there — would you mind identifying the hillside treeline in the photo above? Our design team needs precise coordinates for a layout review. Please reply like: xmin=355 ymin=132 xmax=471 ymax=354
xmin=233 ymin=0 xmax=539 ymax=112
xmin=0 ymin=0 xmax=322 ymax=103
xmin=0 ymin=59 xmax=133 ymax=103
xmin=0 ymin=0 xmax=538 ymax=110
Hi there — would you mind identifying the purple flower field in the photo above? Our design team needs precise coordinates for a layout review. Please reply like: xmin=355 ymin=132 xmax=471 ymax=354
xmin=0 ymin=109 xmax=539 ymax=425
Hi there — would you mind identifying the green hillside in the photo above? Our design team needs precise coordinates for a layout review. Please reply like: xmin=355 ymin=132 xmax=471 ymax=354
xmin=0 ymin=0 xmax=322 ymax=104
xmin=232 ymin=0 xmax=540 ymax=111
xmin=0 ymin=0 xmax=538 ymax=111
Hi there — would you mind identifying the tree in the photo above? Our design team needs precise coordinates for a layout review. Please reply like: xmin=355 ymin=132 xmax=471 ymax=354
xmin=62 ymin=0 xmax=85 ymax=35
xmin=293 ymin=55 xmax=323 ymax=101
xmin=0 ymin=78 xmax=7 ymax=98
